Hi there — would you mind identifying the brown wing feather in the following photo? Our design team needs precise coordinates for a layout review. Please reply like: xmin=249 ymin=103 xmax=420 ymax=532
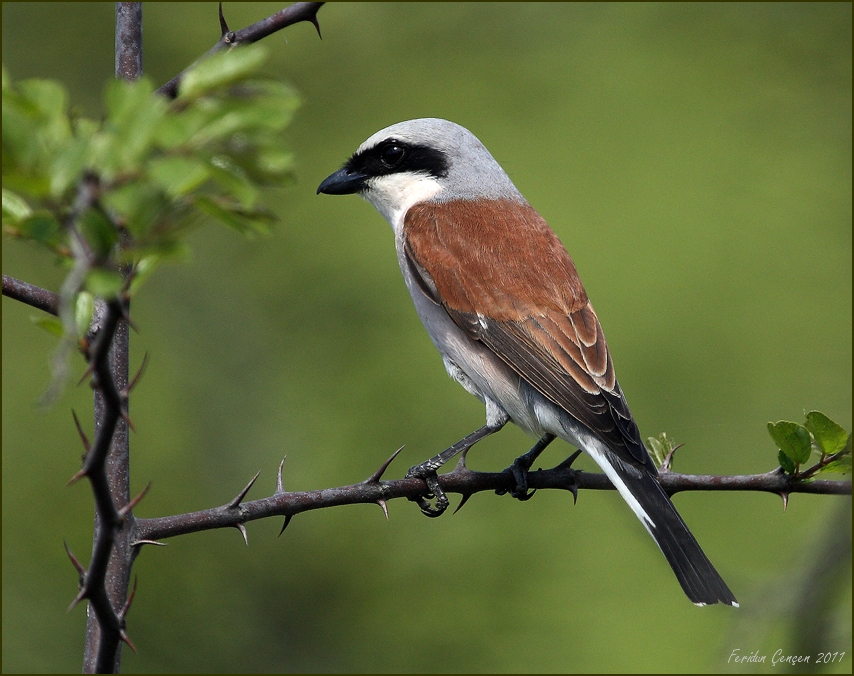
xmin=404 ymin=199 xmax=652 ymax=470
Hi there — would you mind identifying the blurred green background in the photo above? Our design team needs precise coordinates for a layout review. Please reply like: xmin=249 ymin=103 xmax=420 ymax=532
xmin=3 ymin=2 xmax=851 ymax=673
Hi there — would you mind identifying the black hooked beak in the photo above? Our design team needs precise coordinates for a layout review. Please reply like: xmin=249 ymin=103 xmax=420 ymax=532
xmin=316 ymin=167 xmax=369 ymax=195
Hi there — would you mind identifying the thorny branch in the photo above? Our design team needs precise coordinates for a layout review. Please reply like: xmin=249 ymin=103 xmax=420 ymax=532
xmin=156 ymin=2 xmax=324 ymax=99
xmin=6 ymin=5 xmax=331 ymax=672
xmin=72 ymin=298 xmax=135 ymax=674
xmin=1 ymin=2 xmax=327 ymax=317
xmin=133 ymin=449 xmax=852 ymax=544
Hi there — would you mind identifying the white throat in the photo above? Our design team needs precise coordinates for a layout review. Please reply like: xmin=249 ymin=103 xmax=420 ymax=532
xmin=362 ymin=172 xmax=443 ymax=232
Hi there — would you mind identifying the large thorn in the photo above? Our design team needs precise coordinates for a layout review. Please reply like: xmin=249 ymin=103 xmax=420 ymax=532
xmin=120 ymin=576 xmax=138 ymax=620
xmin=64 ymin=540 xmax=86 ymax=582
xmin=71 ymin=410 xmax=91 ymax=455
xmin=779 ymin=491 xmax=789 ymax=512
xmin=228 ymin=470 xmax=261 ymax=509
xmin=555 ymin=450 xmax=582 ymax=504
xmin=235 ymin=522 xmax=249 ymax=546
xmin=67 ymin=587 xmax=87 ymax=613
xmin=131 ymin=539 xmax=167 ymax=548
xmin=278 ymin=514 xmax=293 ymax=537
xmin=454 ymin=448 xmax=471 ymax=472
xmin=661 ymin=443 xmax=683 ymax=473
xmin=376 ymin=499 xmax=389 ymax=520
xmin=126 ymin=351 xmax=150 ymax=395
xmin=309 ymin=13 xmax=322 ymax=39
xmin=218 ymin=1 xmax=229 ymax=35
xmin=66 ymin=468 xmax=88 ymax=487
xmin=119 ymin=481 xmax=151 ymax=519
xmin=452 ymin=493 xmax=473 ymax=515
xmin=120 ymin=410 xmax=136 ymax=433
xmin=364 ymin=446 xmax=404 ymax=484
xmin=76 ymin=363 xmax=94 ymax=387
xmin=555 ymin=449 xmax=583 ymax=471
xmin=276 ymin=456 xmax=287 ymax=495
xmin=119 ymin=629 xmax=138 ymax=653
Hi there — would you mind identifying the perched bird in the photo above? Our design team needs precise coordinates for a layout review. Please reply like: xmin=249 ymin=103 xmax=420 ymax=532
xmin=317 ymin=118 xmax=737 ymax=606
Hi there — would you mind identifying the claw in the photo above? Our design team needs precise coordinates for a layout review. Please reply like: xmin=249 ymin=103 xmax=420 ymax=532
xmin=408 ymin=471 xmax=449 ymax=517
xmin=413 ymin=495 xmax=447 ymax=518
xmin=513 ymin=487 xmax=537 ymax=501
xmin=497 ymin=433 xmax=555 ymax=501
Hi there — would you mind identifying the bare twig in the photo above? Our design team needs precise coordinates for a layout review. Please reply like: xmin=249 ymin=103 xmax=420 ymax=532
xmin=156 ymin=2 xmax=325 ymax=99
xmin=1 ymin=275 xmax=60 ymax=316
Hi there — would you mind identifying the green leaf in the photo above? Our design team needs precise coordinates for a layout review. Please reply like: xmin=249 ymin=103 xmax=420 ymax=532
xmin=646 ymin=436 xmax=665 ymax=467
xmin=128 ymin=255 xmax=162 ymax=296
xmin=17 ymin=78 xmax=71 ymax=147
xmin=2 ymin=188 xmax=32 ymax=224
xmin=804 ymin=411 xmax=849 ymax=456
xmin=80 ymin=208 xmax=118 ymax=258
xmin=16 ymin=211 xmax=61 ymax=245
xmin=48 ymin=134 xmax=90 ymax=198
xmin=767 ymin=421 xmax=811 ymax=464
xmin=646 ymin=432 xmax=678 ymax=468
xmin=103 ymin=182 xmax=171 ymax=239
xmin=778 ymin=450 xmax=796 ymax=475
xmin=178 ymin=44 xmax=270 ymax=101
xmin=31 ymin=315 xmax=64 ymax=338
xmin=75 ymin=291 xmax=94 ymax=337
xmin=147 ymin=156 xmax=210 ymax=197
xmin=3 ymin=88 xmax=53 ymax=193
xmin=192 ymin=195 xmax=274 ymax=235
xmin=101 ymin=77 xmax=165 ymax=175
xmin=819 ymin=453 xmax=851 ymax=475
xmin=85 ymin=269 xmax=124 ymax=298
xmin=255 ymin=149 xmax=294 ymax=178
xmin=207 ymin=156 xmax=258 ymax=208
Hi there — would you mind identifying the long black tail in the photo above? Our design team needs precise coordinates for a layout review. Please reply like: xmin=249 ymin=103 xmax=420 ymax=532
xmin=611 ymin=462 xmax=738 ymax=606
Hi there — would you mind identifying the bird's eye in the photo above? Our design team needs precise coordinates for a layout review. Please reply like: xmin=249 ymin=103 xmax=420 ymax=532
xmin=380 ymin=143 xmax=405 ymax=168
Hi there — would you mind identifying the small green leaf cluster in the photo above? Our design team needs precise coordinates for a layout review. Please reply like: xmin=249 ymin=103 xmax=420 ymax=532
xmin=646 ymin=432 xmax=677 ymax=469
xmin=2 ymin=44 xmax=300 ymax=306
xmin=768 ymin=411 xmax=851 ymax=477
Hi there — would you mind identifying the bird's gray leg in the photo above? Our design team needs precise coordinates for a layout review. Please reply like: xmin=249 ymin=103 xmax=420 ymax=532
xmin=406 ymin=420 xmax=506 ymax=517
xmin=496 ymin=433 xmax=556 ymax=501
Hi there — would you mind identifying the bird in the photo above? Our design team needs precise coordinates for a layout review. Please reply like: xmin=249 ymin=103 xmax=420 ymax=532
xmin=317 ymin=118 xmax=737 ymax=606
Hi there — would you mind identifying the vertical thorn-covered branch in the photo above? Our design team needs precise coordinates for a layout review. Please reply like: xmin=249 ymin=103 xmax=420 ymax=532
xmin=80 ymin=5 xmax=141 ymax=673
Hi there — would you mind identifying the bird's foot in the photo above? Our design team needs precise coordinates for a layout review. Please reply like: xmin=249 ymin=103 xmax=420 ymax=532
xmin=495 ymin=433 xmax=556 ymax=501
xmin=495 ymin=454 xmax=537 ymax=500
xmin=405 ymin=422 xmax=505 ymax=518
xmin=406 ymin=466 xmax=449 ymax=517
